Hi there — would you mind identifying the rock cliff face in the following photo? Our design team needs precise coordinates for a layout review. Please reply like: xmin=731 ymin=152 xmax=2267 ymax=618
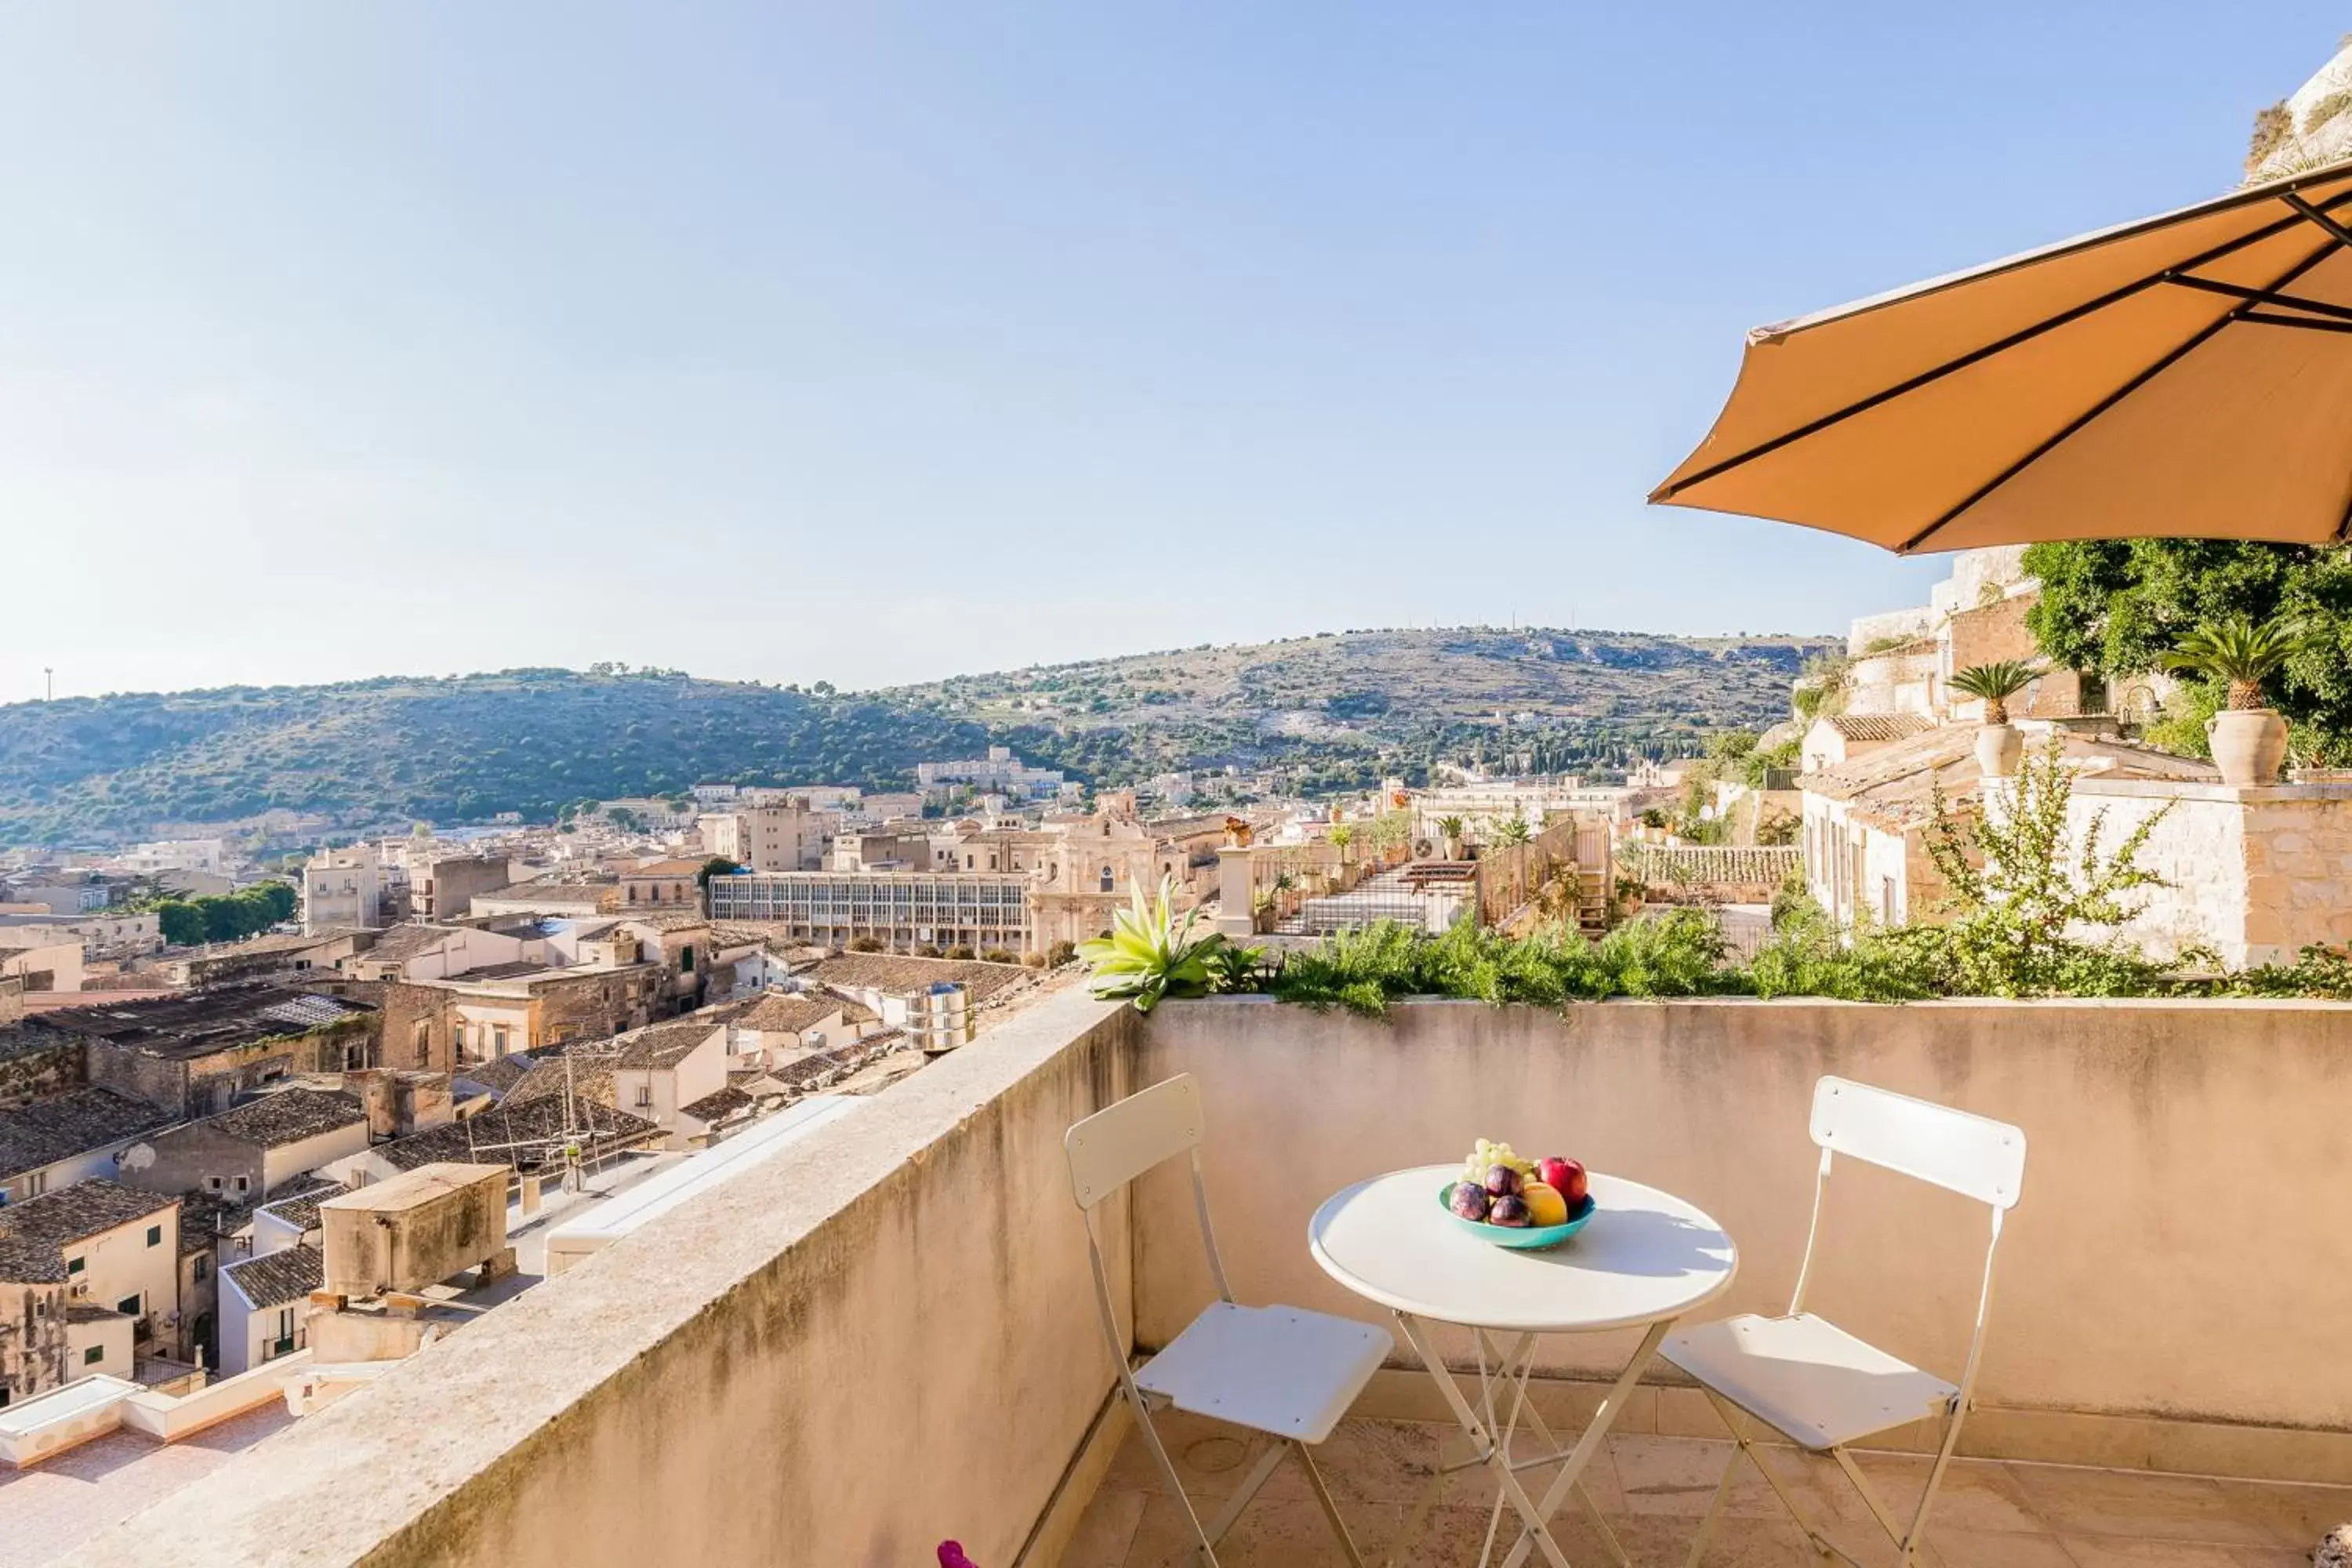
xmin=2246 ymin=38 xmax=2352 ymax=182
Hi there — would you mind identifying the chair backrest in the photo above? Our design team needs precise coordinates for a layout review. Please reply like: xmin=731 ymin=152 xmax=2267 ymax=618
xmin=1065 ymin=1073 xmax=1206 ymax=1210
xmin=1809 ymin=1076 xmax=2025 ymax=1210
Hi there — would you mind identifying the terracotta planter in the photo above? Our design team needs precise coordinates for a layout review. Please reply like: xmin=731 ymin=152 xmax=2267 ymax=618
xmin=2207 ymin=707 xmax=2288 ymax=787
xmin=1976 ymin=722 xmax=2024 ymax=779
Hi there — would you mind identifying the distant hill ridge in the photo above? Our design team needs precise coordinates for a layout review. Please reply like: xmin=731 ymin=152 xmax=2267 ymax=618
xmin=0 ymin=626 xmax=1834 ymax=846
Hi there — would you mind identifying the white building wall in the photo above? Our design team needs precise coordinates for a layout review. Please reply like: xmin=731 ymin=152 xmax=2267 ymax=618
xmin=62 ymin=1210 xmax=180 ymax=1342
xmin=260 ymin=1125 xmax=372 ymax=1195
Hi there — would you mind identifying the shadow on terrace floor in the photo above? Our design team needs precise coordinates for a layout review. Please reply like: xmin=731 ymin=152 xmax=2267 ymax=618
xmin=1066 ymin=1414 xmax=2352 ymax=1568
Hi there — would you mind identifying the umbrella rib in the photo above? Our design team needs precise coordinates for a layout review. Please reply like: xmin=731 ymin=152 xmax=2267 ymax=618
xmin=2160 ymin=271 xmax=2352 ymax=323
xmin=2285 ymin=192 xmax=2352 ymax=248
xmin=1653 ymin=187 xmax=2352 ymax=503
xmin=1896 ymin=227 xmax=2350 ymax=554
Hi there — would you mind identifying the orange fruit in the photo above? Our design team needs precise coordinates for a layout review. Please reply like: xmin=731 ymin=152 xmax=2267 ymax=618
xmin=1519 ymin=1181 xmax=1569 ymax=1227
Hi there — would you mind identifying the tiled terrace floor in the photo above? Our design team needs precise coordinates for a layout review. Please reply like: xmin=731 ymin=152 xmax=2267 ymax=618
xmin=1067 ymin=1414 xmax=2351 ymax=1567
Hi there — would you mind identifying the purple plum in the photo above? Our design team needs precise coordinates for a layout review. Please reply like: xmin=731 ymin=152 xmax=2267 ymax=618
xmin=1448 ymin=1182 xmax=1490 ymax=1221
xmin=1488 ymin=1194 xmax=1531 ymax=1227
xmin=1483 ymin=1164 xmax=1521 ymax=1199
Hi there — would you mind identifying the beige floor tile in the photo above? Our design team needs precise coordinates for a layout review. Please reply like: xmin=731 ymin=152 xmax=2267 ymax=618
xmin=2205 ymin=1476 xmax=2352 ymax=1549
xmin=1610 ymin=1433 xmax=1838 ymax=1521
xmin=1435 ymin=1421 xmax=1632 ymax=1514
xmin=1915 ymin=1526 xmax=2078 ymax=1568
xmin=1101 ymin=1411 xmax=1269 ymax=1501
xmin=1812 ymin=1451 xmax=2048 ymax=1535
xmin=1389 ymin=1504 xmax=1664 ymax=1567
xmin=2053 ymin=1537 xmax=2309 ymax=1567
xmin=1062 ymin=1487 xmax=1148 ymax=1568
xmin=2007 ymin=1466 xmax=2278 ymax=1546
xmin=1256 ymin=1418 xmax=1443 ymax=1508
xmin=1120 ymin=1495 xmax=1404 ymax=1568
xmin=1610 ymin=1511 xmax=1820 ymax=1567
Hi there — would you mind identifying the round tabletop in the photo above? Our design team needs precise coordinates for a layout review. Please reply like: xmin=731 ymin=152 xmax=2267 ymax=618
xmin=1308 ymin=1166 xmax=1739 ymax=1334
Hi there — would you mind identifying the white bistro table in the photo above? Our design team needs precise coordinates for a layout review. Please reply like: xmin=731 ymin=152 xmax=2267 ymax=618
xmin=1308 ymin=1167 xmax=1738 ymax=1568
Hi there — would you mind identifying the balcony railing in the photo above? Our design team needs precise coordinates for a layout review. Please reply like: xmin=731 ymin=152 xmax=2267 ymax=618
xmin=62 ymin=989 xmax=2352 ymax=1565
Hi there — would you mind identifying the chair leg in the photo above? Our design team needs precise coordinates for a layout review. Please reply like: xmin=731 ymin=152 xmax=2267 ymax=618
xmin=1122 ymin=1388 xmax=1224 ymax=1568
xmin=1695 ymin=1389 xmax=1843 ymax=1565
xmin=1197 ymin=1443 xmax=1290 ymax=1550
xmin=1290 ymin=1441 xmax=1369 ymax=1568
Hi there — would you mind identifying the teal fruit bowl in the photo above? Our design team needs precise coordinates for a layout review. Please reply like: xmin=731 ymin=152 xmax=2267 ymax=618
xmin=1437 ymin=1185 xmax=1597 ymax=1250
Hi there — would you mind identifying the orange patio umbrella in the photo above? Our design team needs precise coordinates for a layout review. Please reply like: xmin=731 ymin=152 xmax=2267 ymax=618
xmin=1650 ymin=159 xmax=2352 ymax=554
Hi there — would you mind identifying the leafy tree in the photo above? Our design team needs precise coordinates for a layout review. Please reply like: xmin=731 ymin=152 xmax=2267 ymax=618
xmin=1915 ymin=738 xmax=2180 ymax=996
xmin=2022 ymin=540 xmax=2352 ymax=759
xmin=155 ymin=900 xmax=206 ymax=946
xmin=696 ymin=856 xmax=745 ymax=890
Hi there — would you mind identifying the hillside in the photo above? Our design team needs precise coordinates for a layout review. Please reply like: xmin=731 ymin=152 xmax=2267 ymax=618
xmin=0 ymin=628 xmax=1833 ymax=846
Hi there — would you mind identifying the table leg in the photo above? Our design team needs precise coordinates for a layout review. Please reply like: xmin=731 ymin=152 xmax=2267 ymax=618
xmin=1466 ymin=1330 xmax=1624 ymax=1568
xmin=1393 ymin=1313 xmax=1578 ymax=1568
xmin=1494 ymin=1319 xmax=1674 ymax=1568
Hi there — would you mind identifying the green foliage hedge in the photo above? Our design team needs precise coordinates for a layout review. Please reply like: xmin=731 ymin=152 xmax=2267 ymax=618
xmin=1251 ymin=910 xmax=2352 ymax=1015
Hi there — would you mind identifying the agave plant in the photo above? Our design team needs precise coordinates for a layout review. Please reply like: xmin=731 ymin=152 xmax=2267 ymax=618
xmin=1490 ymin=811 xmax=1533 ymax=846
xmin=1435 ymin=815 xmax=1466 ymax=838
xmin=1950 ymin=659 xmax=2042 ymax=725
xmin=2164 ymin=617 xmax=2305 ymax=710
xmin=1078 ymin=874 xmax=1229 ymax=1013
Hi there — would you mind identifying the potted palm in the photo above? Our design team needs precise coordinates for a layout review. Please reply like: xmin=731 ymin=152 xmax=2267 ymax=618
xmin=1436 ymin=815 xmax=1466 ymax=859
xmin=1951 ymin=659 xmax=2039 ymax=778
xmin=2165 ymin=617 xmax=2303 ymax=787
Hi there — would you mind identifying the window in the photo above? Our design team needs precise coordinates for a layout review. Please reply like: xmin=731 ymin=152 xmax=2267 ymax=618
xmin=66 ymin=1256 xmax=83 ymax=1276
xmin=635 ymin=1085 xmax=652 ymax=1109
xmin=492 ymin=1025 xmax=510 ymax=1054
xmin=207 ymin=1176 xmax=223 ymax=1192
xmin=680 ymin=946 xmax=695 ymax=974
xmin=454 ymin=1022 xmax=468 ymax=1051
xmin=84 ymin=1346 xmax=103 ymax=1367
xmin=22 ymin=1170 xmax=45 ymax=1200
xmin=234 ymin=1175 xmax=249 ymax=1194
xmin=193 ymin=1255 xmax=209 ymax=1283
xmin=1099 ymin=866 xmax=1115 ymax=892
xmin=117 ymin=1294 xmax=141 ymax=1317
xmin=146 ymin=1224 xmax=162 ymax=1247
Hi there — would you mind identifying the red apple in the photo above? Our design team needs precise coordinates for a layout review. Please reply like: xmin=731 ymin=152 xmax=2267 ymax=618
xmin=1539 ymin=1157 xmax=1588 ymax=1205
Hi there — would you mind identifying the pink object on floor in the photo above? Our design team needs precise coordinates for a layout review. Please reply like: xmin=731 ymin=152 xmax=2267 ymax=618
xmin=937 ymin=1544 xmax=980 ymax=1568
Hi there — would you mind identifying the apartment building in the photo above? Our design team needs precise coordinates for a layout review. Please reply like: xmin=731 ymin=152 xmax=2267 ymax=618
xmin=303 ymin=844 xmax=393 ymax=932
xmin=707 ymin=871 xmax=1031 ymax=953
xmin=916 ymin=746 xmax=1065 ymax=803
xmin=0 ymin=1181 xmax=180 ymax=1377
xmin=700 ymin=802 xmax=826 ymax=872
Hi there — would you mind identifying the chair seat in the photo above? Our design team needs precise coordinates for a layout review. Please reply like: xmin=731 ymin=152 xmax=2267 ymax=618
xmin=1661 ymin=1313 xmax=1958 ymax=1451
xmin=1137 ymin=1301 xmax=1392 ymax=1443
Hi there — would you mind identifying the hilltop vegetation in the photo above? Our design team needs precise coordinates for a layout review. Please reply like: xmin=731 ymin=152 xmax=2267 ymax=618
xmin=0 ymin=669 xmax=991 ymax=847
xmin=0 ymin=627 xmax=1833 ymax=847
xmin=887 ymin=626 xmax=1833 ymax=786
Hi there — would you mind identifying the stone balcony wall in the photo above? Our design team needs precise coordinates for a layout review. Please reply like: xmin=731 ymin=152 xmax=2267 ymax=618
xmin=1136 ymin=997 xmax=2352 ymax=1482
xmin=61 ymin=989 xmax=2352 ymax=1566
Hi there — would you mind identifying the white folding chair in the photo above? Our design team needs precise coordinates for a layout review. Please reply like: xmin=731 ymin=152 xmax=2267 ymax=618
xmin=1066 ymin=1073 xmax=1392 ymax=1567
xmin=1661 ymin=1076 xmax=2026 ymax=1568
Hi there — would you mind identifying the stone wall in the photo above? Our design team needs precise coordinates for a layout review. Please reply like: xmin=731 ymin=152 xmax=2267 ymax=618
xmin=0 ymin=976 xmax=21 ymax=1025
xmin=377 ymin=984 xmax=456 ymax=1073
xmin=0 ymin=1033 xmax=82 ymax=1112
xmin=2060 ymin=779 xmax=2352 ymax=967
xmin=0 ymin=1280 xmax=69 ymax=1406
xmin=56 ymin=989 xmax=1139 ymax=1568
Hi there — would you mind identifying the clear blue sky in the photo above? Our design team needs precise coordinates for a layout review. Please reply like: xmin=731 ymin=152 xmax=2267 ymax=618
xmin=1 ymin=5 xmax=2341 ymax=702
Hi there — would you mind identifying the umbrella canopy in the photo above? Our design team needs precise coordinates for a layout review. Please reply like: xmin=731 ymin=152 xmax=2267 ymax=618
xmin=1651 ymin=160 xmax=2352 ymax=554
